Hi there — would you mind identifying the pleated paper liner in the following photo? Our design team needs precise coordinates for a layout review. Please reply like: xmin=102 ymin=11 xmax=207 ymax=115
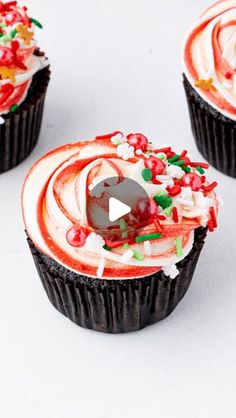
xmin=0 ymin=60 xmax=50 ymax=174
xmin=27 ymin=227 xmax=207 ymax=333
xmin=183 ymin=74 xmax=236 ymax=178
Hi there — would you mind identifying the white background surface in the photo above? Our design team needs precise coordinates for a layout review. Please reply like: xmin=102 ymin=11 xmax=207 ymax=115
xmin=0 ymin=1 xmax=236 ymax=417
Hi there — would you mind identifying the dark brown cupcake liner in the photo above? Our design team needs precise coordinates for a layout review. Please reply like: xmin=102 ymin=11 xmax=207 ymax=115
xmin=0 ymin=62 xmax=50 ymax=174
xmin=183 ymin=74 xmax=236 ymax=178
xmin=27 ymin=227 xmax=207 ymax=333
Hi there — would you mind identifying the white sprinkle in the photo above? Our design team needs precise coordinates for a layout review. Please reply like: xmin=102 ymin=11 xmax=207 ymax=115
xmin=117 ymin=143 xmax=135 ymax=160
xmin=0 ymin=116 xmax=5 ymax=125
xmin=166 ymin=165 xmax=185 ymax=179
xmin=156 ymin=175 xmax=174 ymax=187
xmin=97 ymin=258 xmax=105 ymax=279
xmin=163 ymin=264 xmax=179 ymax=279
xmin=122 ymin=250 xmax=134 ymax=261
xmin=176 ymin=198 xmax=194 ymax=207
xmin=144 ymin=241 xmax=152 ymax=256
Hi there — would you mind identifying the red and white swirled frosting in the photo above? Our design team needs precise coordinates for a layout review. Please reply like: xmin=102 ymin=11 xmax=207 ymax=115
xmin=183 ymin=0 xmax=236 ymax=120
xmin=22 ymin=133 xmax=219 ymax=280
xmin=0 ymin=1 xmax=48 ymax=116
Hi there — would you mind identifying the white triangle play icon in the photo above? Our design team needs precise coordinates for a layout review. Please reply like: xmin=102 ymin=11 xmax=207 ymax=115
xmin=109 ymin=197 xmax=131 ymax=222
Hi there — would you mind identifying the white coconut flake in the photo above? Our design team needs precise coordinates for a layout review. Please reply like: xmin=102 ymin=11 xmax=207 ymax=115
xmin=117 ymin=143 xmax=135 ymax=160
xmin=97 ymin=258 xmax=105 ymax=278
xmin=163 ymin=264 xmax=179 ymax=279
xmin=166 ymin=165 xmax=185 ymax=179
xmin=176 ymin=198 xmax=194 ymax=207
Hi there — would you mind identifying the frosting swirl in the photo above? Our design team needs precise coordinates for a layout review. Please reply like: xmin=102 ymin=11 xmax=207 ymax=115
xmin=183 ymin=0 xmax=236 ymax=120
xmin=0 ymin=1 xmax=48 ymax=116
xmin=22 ymin=132 xmax=219 ymax=280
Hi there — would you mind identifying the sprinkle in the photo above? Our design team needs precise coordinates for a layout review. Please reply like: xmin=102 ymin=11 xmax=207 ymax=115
xmin=133 ymin=250 xmax=145 ymax=261
xmin=10 ymin=29 xmax=17 ymax=39
xmin=182 ymin=166 xmax=191 ymax=173
xmin=176 ymin=198 xmax=194 ymax=207
xmin=10 ymin=104 xmax=19 ymax=113
xmin=196 ymin=166 xmax=205 ymax=175
xmin=153 ymin=147 xmax=171 ymax=154
xmin=103 ymin=245 xmax=111 ymax=251
xmin=180 ymin=150 xmax=188 ymax=157
xmin=195 ymin=78 xmax=216 ymax=91
xmin=172 ymin=160 xmax=185 ymax=166
xmin=163 ymin=264 xmax=179 ymax=279
xmin=135 ymin=233 xmax=162 ymax=243
xmin=176 ymin=237 xmax=183 ymax=258
xmin=172 ymin=207 xmax=179 ymax=223
xmin=0 ymin=116 xmax=5 ymax=125
xmin=167 ymin=184 xmax=181 ymax=196
xmin=164 ymin=205 xmax=173 ymax=217
xmin=117 ymin=143 xmax=135 ymax=160
xmin=144 ymin=241 xmax=152 ymax=256
xmin=168 ymin=154 xmax=180 ymax=163
xmin=202 ymin=181 xmax=218 ymax=193
xmin=123 ymin=243 xmax=129 ymax=249
xmin=1 ymin=35 xmax=12 ymax=43
xmin=142 ymin=168 xmax=153 ymax=182
xmin=208 ymin=220 xmax=215 ymax=232
xmin=30 ymin=17 xmax=43 ymax=29
xmin=0 ymin=83 xmax=14 ymax=105
xmin=209 ymin=206 xmax=217 ymax=228
xmin=119 ymin=218 xmax=127 ymax=231
xmin=153 ymin=194 xmax=172 ymax=209
xmin=153 ymin=217 xmax=163 ymax=232
xmin=16 ymin=24 xmax=33 ymax=46
xmin=0 ymin=67 xmax=16 ymax=83
xmin=122 ymin=250 xmax=134 ymax=261
xmin=190 ymin=162 xmax=209 ymax=169
xmin=97 ymin=258 xmax=105 ymax=279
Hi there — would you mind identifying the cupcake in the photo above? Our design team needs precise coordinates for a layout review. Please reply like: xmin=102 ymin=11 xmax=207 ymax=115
xmin=183 ymin=0 xmax=236 ymax=178
xmin=0 ymin=1 xmax=50 ymax=173
xmin=22 ymin=132 xmax=220 ymax=333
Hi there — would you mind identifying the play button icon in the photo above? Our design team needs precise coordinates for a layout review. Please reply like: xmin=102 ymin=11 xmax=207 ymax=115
xmin=87 ymin=176 xmax=153 ymax=243
xmin=109 ymin=197 xmax=131 ymax=222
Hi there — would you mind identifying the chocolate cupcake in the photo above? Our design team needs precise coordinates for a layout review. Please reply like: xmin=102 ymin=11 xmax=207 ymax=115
xmin=183 ymin=0 xmax=236 ymax=177
xmin=0 ymin=1 xmax=50 ymax=173
xmin=22 ymin=132 xmax=220 ymax=333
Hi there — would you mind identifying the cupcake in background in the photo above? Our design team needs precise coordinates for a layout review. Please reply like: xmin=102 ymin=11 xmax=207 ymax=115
xmin=183 ymin=0 xmax=236 ymax=178
xmin=22 ymin=132 xmax=220 ymax=333
xmin=0 ymin=1 xmax=50 ymax=173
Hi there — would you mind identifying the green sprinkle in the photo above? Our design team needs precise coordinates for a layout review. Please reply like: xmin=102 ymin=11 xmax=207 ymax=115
xmin=153 ymin=194 xmax=172 ymax=209
xmin=157 ymin=190 xmax=167 ymax=196
xmin=172 ymin=160 xmax=185 ymax=166
xmin=182 ymin=166 xmax=191 ymax=173
xmin=11 ymin=29 xmax=17 ymax=39
xmin=30 ymin=17 xmax=43 ymax=29
xmin=133 ymin=250 xmax=145 ymax=261
xmin=10 ymin=104 xmax=19 ymax=113
xmin=148 ymin=141 xmax=153 ymax=144
xmin=123 ymin=243 xmax=129 ymax=249
xmin=176 ymin=237 xmax=183 ymax=258
xmin=168 ymin=154 xmax=180 ymax=163
xmin=103 ymin=245 xmax=111 ymax=251
xmin=135 ymin=233 xmax=162 ymax=243
xmin=158 ymin=154 xmax=165 ymax=160
xmin=119 ymin=218 xmax=127 ymax=231
xmin=164 ymin=205 xmax=173 ymax=217
xmin=142 ymin=168 xmax=153 ymax=182
xmin=0 ymin=23 xmax=6 ymax=28
xmin=196 ymin=165 xmax=205 ymax=175
xmin=1 ymin=35 xmax=12 ymax=43
xmin=0 ymin=33 xmax=4 ymax=38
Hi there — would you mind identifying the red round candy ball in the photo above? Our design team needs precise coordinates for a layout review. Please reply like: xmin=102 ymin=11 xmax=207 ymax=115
xmin=0 ymin=46 xmax=14 ymax=66
xmin=145 ymin=156 xmax=165 ymax=175
xmin=182 ymin=173 xmax=202 ymax=191
xmin=136 ymin=197 xmax=157 ymax=220
xmin=66 ymin=226 xmax=88 ymax=248
xmin=127 ymin=133 xmax=148 ymax=152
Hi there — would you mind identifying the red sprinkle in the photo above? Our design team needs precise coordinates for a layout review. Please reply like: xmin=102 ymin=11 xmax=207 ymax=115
xmin=180 ymin=150 xmax=188 ymax=157
xmin=208 ymin=220 xmax=215 ymax=232
xmin=209 ymin=206 xmax=217 ymax=228
xmin=152 ymin=178 xmax=163 ymax=185
xmin=167 ymin=184 xmax=181 ymax=197
xmin=172 ymin=207 xmax=179 ymax=223
xmin=166 ymin=151 xmax=175 ymax=159
xmin=152 ymin=147 xmax=171 ymax=154
xmin=154 ymin=217 xmax=163 ymax=232
xmin=202 ymin=181 xmax=218 ymax=193
xmin=201 ymin=175 xmax=206 ymax=184
xmin=190 ymin=162 xmax=209 ymax=169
